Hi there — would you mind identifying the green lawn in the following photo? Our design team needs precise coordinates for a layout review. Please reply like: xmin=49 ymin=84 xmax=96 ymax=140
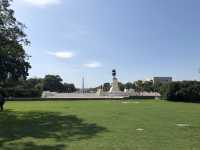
xmin=0 ymin=100 xmax=200 ymax=150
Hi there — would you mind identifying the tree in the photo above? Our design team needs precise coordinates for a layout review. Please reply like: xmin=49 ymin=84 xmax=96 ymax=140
xmin=143 ymin=80 xmax=154 ymax=92
xmin=153 ymin=82 xmax=162 ymax=92
xmin=43 ymin=75 xmax=64 ymax=92
xmin=0 ymin=0 xmax=31 ymax=85
xmin=134 ymin=80 xmax=154 ymax=92
xmin=134 ymin=80 xmax=144 ymax=92
xmin=160 ymin=81 xmax=200 ymax=102
xmin=124 ymin=82 xmax=135 ymax=90
xmin=63 ymin=83 xmax=76 ymax=93
xmin=24 ymin=78 xmax=44 ymax=90
xmin=118 ymin=82 xmax=125 ymax=91
xmin=103 ymin=83 xmax=111 ymax=92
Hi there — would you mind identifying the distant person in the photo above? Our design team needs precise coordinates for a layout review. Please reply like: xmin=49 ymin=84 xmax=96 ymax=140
xmin=0 ymin=94 xmax=5 ymax=111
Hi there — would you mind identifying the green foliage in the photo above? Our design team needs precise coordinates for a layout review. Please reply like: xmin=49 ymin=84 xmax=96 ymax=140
xmin=0 ymin=78 xmax=43 ymax=97
xmin=143 ymin=81 xmax=154 ymax=92
xmin=43 ymin=75 xmax=76 ymax=93
xmin=0 ymin=74 xmax=77 ymax=97
xmin=99 ymin=80 xmax=155 ymax=92
xmin=160 ymin=81 xmax=200 ymax=102
xmin=63 ymin=83 xmax=76 ymax=93
xmin=118 ymin=82 xmax=125 ymax=91
xmin=24 ymin=78 xmax=44 ymax=90
xmin=0 ymin=0 xmax=31 ymax=84
xmin=103 ymin=83 xmax=111 ymax=92
xmin=0 ymin=87 xmax=42 ymax=97
xmin=153 ymin=82 xmax=163 ymax=92
xmin=134 ymin=80 xmax=143 ymax=91
xmin=134 ymin=80 xmax=154 ymax=92
xmin=43 ymin=75 xmax=64 ymax=92
xmin=43 ymin=75 xmax=60 ymax=91
xmin=124 ymin=82 xmax=135 ymax=89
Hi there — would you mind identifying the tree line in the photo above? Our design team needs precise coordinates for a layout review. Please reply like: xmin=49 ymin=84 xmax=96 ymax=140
xmin=160 ymin=81 xmax=200 ymax=102
xmin=0 ymin=75 xmax=76 ymax=97
xmin=100 ymin=80 xmax=200 ymax=102
xmin=100 ymin=80 xmax=156 ymax=92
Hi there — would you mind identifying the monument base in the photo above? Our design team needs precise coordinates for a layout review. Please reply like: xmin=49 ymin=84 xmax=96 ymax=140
xmin=109 ymin=77 xmax=120 ymax=93
xmin=108 ymin=91 xmax=128 ymax=97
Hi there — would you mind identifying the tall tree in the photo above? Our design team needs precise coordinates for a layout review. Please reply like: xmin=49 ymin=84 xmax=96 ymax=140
xmin=63 ymin=83 xmax=76 ymax=93
xmin=134 ymin=80 xmax=144 ymax=92
xmin=0 ymin=0 xmax=31 ymax=85
xmin=118 ymin=82 xmax=125 ymax=91
xmin=124 ymin=82 xmax=135 ymax=90
xmin=143 ymin=80 xmax=154 ymax=92
xmin=43 ymin=75 xmax=64 ymax=92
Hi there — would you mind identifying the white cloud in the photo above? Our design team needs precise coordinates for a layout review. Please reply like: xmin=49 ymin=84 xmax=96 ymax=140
xmin=48 ymin=51 xmax=75 ymax=59
xmin=21 ymin=0 xmax=61 ymax=6
xmin=84 ymin=61 xmax=102 ymax=68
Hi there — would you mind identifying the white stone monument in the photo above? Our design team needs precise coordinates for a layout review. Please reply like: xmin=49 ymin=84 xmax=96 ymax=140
xmin=109 ymin=77 xmax=120 ymax=92
xmin=108 ymin=69 xmax=128 ymax=97
xmin=95 ymin=69 xmax=128 ymax=98
xmin=109 ymin=69 xmax=120 ymax=93
xmin=96 ymin=88 xmax=104 ymax=96
xmin=109 ymin=69 xmax=125 ymax=95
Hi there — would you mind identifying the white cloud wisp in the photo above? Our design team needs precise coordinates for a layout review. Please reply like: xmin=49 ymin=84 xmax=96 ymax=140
xmin=21 ymin=0 xmax=61 ymax=7
xmin=48 ymin=51 xmax=75 ymax=59
xmin=84 ymin=61 xmax=102 ymax=68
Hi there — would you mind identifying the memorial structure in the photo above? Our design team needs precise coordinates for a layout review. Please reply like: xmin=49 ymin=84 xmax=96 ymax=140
xmin=42 ymin=69 xmax=160 ymax=99
xmin=109 ymin=69 xmax=120 ymax=92
xmin=106 ymin=69 xmax=128 ymax=97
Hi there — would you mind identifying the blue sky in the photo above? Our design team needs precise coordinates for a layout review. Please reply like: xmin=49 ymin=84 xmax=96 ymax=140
xmin=12 ymin=0 xmax=200 ymax=87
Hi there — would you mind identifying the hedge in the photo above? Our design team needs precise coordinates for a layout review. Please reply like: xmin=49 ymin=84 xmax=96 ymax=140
xmin=160 ymin=81 xmax=200 ymax=102
xmin=0 ymin=88 xmax=42 ymax=98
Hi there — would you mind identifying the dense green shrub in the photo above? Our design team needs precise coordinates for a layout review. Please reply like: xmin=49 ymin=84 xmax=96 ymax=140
xmin=160 ymin=81 xmax=200 ymax=102
xmin=43 ymin=75 xmax=76 ymax=93
xmin=0 ymin=88 xmax=42 ymax=98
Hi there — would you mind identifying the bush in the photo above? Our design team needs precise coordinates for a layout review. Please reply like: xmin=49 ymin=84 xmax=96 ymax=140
xmin=160 ymin=81 xmax=200 ymax=102
xmin=0 ymin=88 xmax=42 ymax=98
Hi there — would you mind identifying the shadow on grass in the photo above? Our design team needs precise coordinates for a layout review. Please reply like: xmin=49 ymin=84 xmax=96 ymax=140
xmin=0 ymin=110 xmax=107 ymax=150
xmin=0 ymin=142 xmax=65 ymax=150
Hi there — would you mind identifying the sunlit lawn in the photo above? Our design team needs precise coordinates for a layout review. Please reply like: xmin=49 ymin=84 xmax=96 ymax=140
xmin=0 ymin=100 xmax=200 ymax=150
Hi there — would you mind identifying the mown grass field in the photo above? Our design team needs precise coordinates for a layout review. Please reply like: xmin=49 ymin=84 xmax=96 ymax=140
xmin=0 ymin=100 xmax=200 ymax=150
